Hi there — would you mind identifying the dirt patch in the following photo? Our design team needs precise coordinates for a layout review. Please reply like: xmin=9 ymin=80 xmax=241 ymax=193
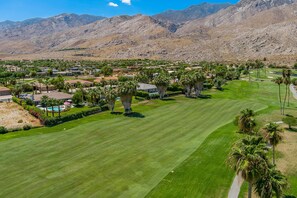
xmin=0 ymin=102 xmax=42 ymax=129
xmin=276 ymin=131 xmax=297 ymax=174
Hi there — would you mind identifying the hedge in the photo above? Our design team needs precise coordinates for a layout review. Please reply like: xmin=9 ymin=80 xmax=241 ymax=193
xmin=12 ymin=97 xmax=103 ymax=127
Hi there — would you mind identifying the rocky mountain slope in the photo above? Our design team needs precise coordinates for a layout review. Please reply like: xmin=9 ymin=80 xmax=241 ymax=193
xmin=153 ymin=3 xmax=231 ymax=24
xmin=0 ymin=14 xmax=105 ymax=39
xmin=1 ymin=0 xmax=297 ymax=63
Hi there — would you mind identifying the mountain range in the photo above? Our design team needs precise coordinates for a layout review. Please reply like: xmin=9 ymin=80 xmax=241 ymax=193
xmin=0 ymin=0 xmax=297 ymax=64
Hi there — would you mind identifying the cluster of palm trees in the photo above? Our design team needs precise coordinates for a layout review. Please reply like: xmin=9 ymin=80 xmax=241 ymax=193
xmin=229 ymin=109 xmax=288 ymax=198
xmin=273 ymin=69 xmax=293 ymax=115
xmin=40 ymin=96 xmax=64 ymax=117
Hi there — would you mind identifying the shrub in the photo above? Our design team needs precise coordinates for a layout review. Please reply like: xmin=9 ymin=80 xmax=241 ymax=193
xmin=136 ymin=91 xmax=150 ymax=99
xmin=23 ymin=125 xmax=32 ymax=131
xmin=167 ymin=83 xmax=183 ymax=92
xmin=18 ymin=120 xmax=23 ymax=123
xmin=283 ymin=116 xmax=297 ymax=129
xmin=0 ymin=126 xmax=8 ymax=134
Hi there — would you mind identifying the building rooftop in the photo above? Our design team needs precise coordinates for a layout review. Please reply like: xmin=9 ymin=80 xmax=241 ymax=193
xmin=0 ymin=87 xmax=10 ymax=92
xmin=137 ymin=83 xmax=157 ymax=90
xmin=33 ymin=92 xmax=73 ymax=102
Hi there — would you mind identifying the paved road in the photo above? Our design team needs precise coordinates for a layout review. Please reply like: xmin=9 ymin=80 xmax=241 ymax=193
xmin=228 ymin=172 xmax=244 ymax=198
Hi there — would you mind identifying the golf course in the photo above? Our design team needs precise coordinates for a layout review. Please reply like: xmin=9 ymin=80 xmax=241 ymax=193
xmin=0 ymin=79 xmax=296 ymax=197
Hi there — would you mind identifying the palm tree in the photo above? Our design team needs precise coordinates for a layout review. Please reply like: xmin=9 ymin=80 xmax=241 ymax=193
xmin=57 ymin=100 xmax=63 ymax=118
xmin=118 ymin=81 xmax=138 ymax=114
xmin=38 ymin=78 xmax=43 ymax=94
xmin=180 ymin=72 xmax=193 ymax=97
xmin=64 ymin=82 xmax=71 ymax=93
xmin=102 ymin=86 xmax=118 ymax=112
xmin=153 ymin=72 xmax=171 ymax=99
xmin=41 ymin=95 xmax=49 ymax=116
xmin=228 ymin=136 xmax=269 ymax=198
xmin=282 ymin=69 xmax=291 ymax=113
xmin=272 ymin=77 xmax=283 ymax=114
xmin=43 ymin=78 xmax=51 ymax=93
xmin=48 ymin=98 xmax=56 ymax=117
xmin=254 ymin=167 xmax=288 ymax=198
xmin=262 ymin=123 xmax=284 ymax=165
xmin=237 ymin=109 xmax=256 ymax=135
xmin=12 ymin=84 xmax=23 ymax=98
xmin=192 ymin=71 xmax=206 ymax=97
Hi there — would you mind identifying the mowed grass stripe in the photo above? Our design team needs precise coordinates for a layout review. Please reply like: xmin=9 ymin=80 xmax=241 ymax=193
xmin=0 ymin=98 xmax=265 ymax=198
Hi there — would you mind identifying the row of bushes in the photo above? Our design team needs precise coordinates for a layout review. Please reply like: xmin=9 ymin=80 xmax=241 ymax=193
xmin=43 ymin=107 xmax=101 ymax=126
xmin=12 ymin=97 xmax=103 ymax=127
xmin=0 ymin=125 xmax=35 ymax=134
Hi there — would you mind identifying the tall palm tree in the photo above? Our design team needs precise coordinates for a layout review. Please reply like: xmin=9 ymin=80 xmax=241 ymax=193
xmin=102 ymin=86 xmax=118 ymax=112
xmin=237 ymin=109 xmax=256 ymax=135
xmin=153 ymin=72 xmax=171 ymax=99
xmin=272 ymin=77 xmax=283 ymax=114
xmin=41 ymin=95 xmax=49 ymax=116
xmin=43 ymin=78 xmax=51 ymax=93
xmin=254 ymin=167 xmax=288 ymax=198
xmin=228 ymin=136 xmax=269 ymax=198
xmin=118 ymin=81 xmax=138 ymax=114
xmin=38 ymin=78 xmax=43 ymax=94
xmin=282 ymin=69 xmax=291 ymax=113
xmin=262 ymin=123 xmax=284 ymax=166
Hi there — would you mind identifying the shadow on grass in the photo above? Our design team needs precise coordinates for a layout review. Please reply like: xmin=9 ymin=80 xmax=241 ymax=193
xmin=285 ymin=127 xmax=297 ymax=132
xmin=284 ymin=195 xmax=296 ymax=198
xmin=162 ymin=98 xmax=176 ymax=101
xmin=111 ymin=112 xmax=123 ymax=115
xmin=124 ymin=112 xmax=145 ymax=119
xmin=198 ymin=94 xmax=212 ymax=99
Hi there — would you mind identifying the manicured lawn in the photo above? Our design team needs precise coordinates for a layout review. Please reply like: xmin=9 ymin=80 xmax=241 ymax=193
xmin=0 ymin=79 xmax=296 ymax=197
xmin=0 ymin=82 xmax=265 ymax=197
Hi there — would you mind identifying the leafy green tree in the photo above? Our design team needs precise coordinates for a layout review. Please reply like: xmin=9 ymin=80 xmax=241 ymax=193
xmin=101 ymin=66 xmax=113 ymax=76
xmin=118 ymin=81 xmax=138 ymax=114
xmin=153 ymin=72 xmax=171 ymax=99
xmin=228 ymin=136 xmax=269 ymax=198
xmin=213 ymin=77 xmax=225 ymax=90
xmin=262 ymin=123 xmax=283 ymax=165
xmin=254 ymin=167 xmax=288 ymax=198
xmin=282 ymin=115 xmax=297 ymax=130
xmin=72 ymin=91 xmax=83 ymax=107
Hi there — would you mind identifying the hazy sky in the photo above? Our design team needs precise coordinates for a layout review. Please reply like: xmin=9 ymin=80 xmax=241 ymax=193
xmin=0 ymin=0 xmax=239 ymax=22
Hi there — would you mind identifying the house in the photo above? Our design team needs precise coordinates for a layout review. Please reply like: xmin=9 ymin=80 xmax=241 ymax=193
xmin=94 ymin=76 xmax=119 ymax=83
xmin=137 ymin=83 xmax=158 ymax=93
xmin=33 ymin=92 xmax=73 ymax=104
xmin=65 ymin=80 xmax=93 ymax=87
xmin=0 ymin=87 xmax=12 ymax=102
xmin=33 ymin=82 xmax=56 ymax=92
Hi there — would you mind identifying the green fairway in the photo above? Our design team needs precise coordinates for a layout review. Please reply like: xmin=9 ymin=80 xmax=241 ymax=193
xmin=1 ymin=79 xmax=296 ymax=197
xmin=0 ymin=84 xmax=266 ymax=197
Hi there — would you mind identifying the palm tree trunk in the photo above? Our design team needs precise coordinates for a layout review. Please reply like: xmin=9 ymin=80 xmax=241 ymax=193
xmin=52 ymin=105 xmax=54 ymax=117
xmin=283 ymin=85 xmax=288 ymax=115
xmin=248 ymin=182 xmax=252 ymax=198
xmin=287 ymin=85 xmax=290 ymax=107
xmin=273 ymin=145 xmax=276 ymax=166
xmin=278 ymin=85 xmax=282 ymax=115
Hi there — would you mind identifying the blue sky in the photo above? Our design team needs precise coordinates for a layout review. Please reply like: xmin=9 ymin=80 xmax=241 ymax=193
xmin=0 ymin=0 xmax=239 ymax=22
